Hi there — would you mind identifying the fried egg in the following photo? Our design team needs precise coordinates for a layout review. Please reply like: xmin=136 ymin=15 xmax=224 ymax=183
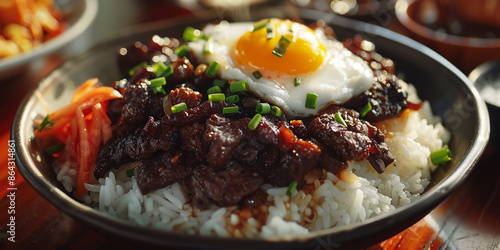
xmin=188 ymin=19 xmax=373 ymax=117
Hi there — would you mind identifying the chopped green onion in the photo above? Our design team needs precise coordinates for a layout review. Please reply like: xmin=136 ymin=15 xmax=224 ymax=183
xmin=286 ymin=180 xmax=298 ymax=196
xmin=44 ymin=143 xmax=64 ymax=156
xmin=171 ymin=102 xmax=188 ymax=113
xmin=182 ymin=27 xmax=204 ymax=42
xmin=256 ymin=103 xmax=271 ymax=114
xmin=213 ymin=79 xmax=227 ymax=88
xmin=207 ymin=86 xmax=222 ymax=95
xmin=160 ymin=65 xmax=174 ymax=78
xmin=305 ymin=93 xmax=318 ymax=109
xmin=203 ymin=40 xmax=214 ymax=55
xmin=223 ymin=106 xmax=239 ymax=114
xmin=430 ymin=147 xmax=452 ymax=165
xmin=225 ymin=95 xmax=240 ymax=104
xmin=252 ymin=19 xmax=269 ymax=32
xmin=126 ymin=167 xmax=136 ymax=178
xmin=206 ymin=61 xmax=220 ymax=78
xmin=266 ymin=23 xmax=274 ymax=40
xmin=230 ymin=80 xmax=249 ymax=93
xmin=271 ymin=105 xmax=283 ymax=117
xmin=360 ymin=101 xmax=372 ymax=117
xmin=252 ymin=71 xmax=262 ymax=79
xmin=152 ymin=86 xmax=166 ymax=94
xmin=128 ymin=61 xmax=148 ymax=76
xmin=248 ymin=114 xmax=262 ymax=130
xmin=334 ymin=112 xmax=347 ymax=127
xmin=294 ymin=77 xmax=301 ymax=87
xmin=175 ymin=45 xmax=190 ymax=58
xmin=208 ymin=93 xmax=226 ymax=102
xmin=272 ymin=35 xmax=291 ymax=57
xmin=150 ymin=77 xmax=166 ymax=87
xmin=38 ymin=114 xmax=51 ymax=131
xmin=152 ymin=61 xmax=168 ymax=76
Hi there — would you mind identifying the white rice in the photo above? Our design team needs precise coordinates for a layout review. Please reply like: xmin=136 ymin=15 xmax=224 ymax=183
xmin=63 ymin=83 xmax=451 ymax=238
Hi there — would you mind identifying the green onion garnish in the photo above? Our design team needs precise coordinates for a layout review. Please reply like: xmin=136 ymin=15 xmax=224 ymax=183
xmin=208 ymin=93 xmax=226 ymax=102
xmin=360 ymin=101 xmax=372 ymax=117
xmin=171 ymin=102 xmax=188 ymax=113
xmin=294 ymin=77 xmax=301 ymax=87
xmin=334 ymin=112 xmax=347 ymax=127
xmin=44 ymin=143 xmax=64 ymax=156
xmin=126 ymin=167 xmax=136 ymax=178
xmin=223 ymin=106 xmax=239 ymax=114
xmin=271 ymin=105 xmax=283 ymax=117
xmin=430 ymin=147 xmax=452 ymax=165
xmin=230 ymin=80 xmax=249 ymax=93
xmin=286 ymin=180 xmax=298 ymax=196
xmin=152 ymin=86 xmax=166 ymax=94
xmin=206 ymin=61 xmax=220 ymax=78
xmin=152 ymin=61 xmax=168 ymax=76
xmin=182 ymin=27 xmax=204 ymax=42
xmin=266 ymin=23 xmax=274 ymax=40
xmin=203 ymin=40 xmax=214 ymax=55
xmin=252 ymin=19 xmax=270 ymax=32
xmin=225 ymin=95 xmax=240 ymax=104
xmin=252 ymin=71 xmax=262 ymax=79
xmin=256 ymin=103 xmax=271 ymax=114
xmin=175 ymin=45 xmax=190 ymax=58
xmin=150 ymin=77 xmax=166 ymax=87
xmin=305 ymin=93 xmax=318 ymax=109
xmin=161 ymin=65 xmax=174 ymax=78
xmin=248 ymin=114 xmax=262 ymax=131
xmin=213 ymin=79 xmax=227 ymax=88
xmin=38 ymin=114 xmax=51 ymax=131
xmin=272 ymin=35 xmax=291 ymax=57
xmin=207 ymin=86 xmax=222 ymax=95
xmin=128 ymin=61 xmax=148 ymax=76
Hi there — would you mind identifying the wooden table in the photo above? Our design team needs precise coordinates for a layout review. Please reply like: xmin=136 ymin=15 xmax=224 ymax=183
xmin=1 ymin=1 xmax=499 ymax=249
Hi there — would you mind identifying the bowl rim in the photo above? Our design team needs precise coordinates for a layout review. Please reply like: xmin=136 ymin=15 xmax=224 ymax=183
xmin=12 ymin=8 xmax=490 ymax=248
xmin=395 ymin=0 xmax=500 ymax=48
xmin=0 ymin=0 xmax=99 ymax=74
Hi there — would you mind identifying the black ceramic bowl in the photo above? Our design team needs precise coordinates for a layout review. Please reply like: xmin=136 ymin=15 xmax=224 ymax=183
xmin=12 ymin=8 xmax=489 ymax=249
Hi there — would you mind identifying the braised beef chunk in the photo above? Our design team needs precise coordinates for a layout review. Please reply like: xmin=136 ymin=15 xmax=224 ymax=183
xmin=108 ymin=78 xmax=167 ymax=136
xmin=135 ymin=151 xmax=194 ymax=194
xmin=309 ymin=108 xmax=393 ymax=173
xmin=344 ymin=74 xmax=407 ymax=122
xmin=94 ymin=120 xmax=176 ymax=179
xmin=167 ymin=87 xmax=202 ymax=109
xmin=191 ymin=164 xmax=263 ymax=208
xmin=204 ymin=114 xmax=245 ymax=170
xmin=178 ymin=123 xmax=207 ymax=162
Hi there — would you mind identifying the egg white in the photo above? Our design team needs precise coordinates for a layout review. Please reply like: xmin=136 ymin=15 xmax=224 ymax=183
xmin=188 ymin=21 xmax=374 ymax=117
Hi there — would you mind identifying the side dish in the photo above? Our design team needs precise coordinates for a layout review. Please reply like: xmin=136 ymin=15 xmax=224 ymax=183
xmin=0 ymin=0 xmax=62 ymax=58
xmin=35 ymin=18 xmax=450 ymax=238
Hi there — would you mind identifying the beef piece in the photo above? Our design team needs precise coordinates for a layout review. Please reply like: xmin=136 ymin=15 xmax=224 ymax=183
xmin=308 ymin=108 xmax=393 ymax=173
xmin=135 ymin=151 xmax=194 ymax=194
xmin=167 ymin=87 xmax=202 ymax=108
xmin=178 ymin=123 xmax=206 ymax=162
xmin=190 ymin=164 xmax=263 ymax=208
xmin=167 ymin=58 xmax=194 ymax=87
xmin=204 ymin=114 xmax=245 ymax=170
xmin=264 ymin=126 xmax=321 ymax=187
xmin=344 ymin=74 xmax=407 ymax=122
xmin=94 ymin=120 xmax=176 ymax=179
xmin=117 ymin=41 xmax=149 ymax=76
xmin=162 ymin=101 xmax=235 ymax=126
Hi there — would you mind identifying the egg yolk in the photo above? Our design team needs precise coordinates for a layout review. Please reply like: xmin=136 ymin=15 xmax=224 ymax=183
xmin=234 ymin=19 xmax=326 ymax=77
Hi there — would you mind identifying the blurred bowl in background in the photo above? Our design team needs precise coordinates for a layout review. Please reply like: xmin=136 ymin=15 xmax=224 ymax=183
xmin=0 ymin=0 xmax=98 ymax=80
xmin=469 ymin=60 xmax=500 ymax=144
xmin=395 ymin=0 xmax=500 ymax=73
